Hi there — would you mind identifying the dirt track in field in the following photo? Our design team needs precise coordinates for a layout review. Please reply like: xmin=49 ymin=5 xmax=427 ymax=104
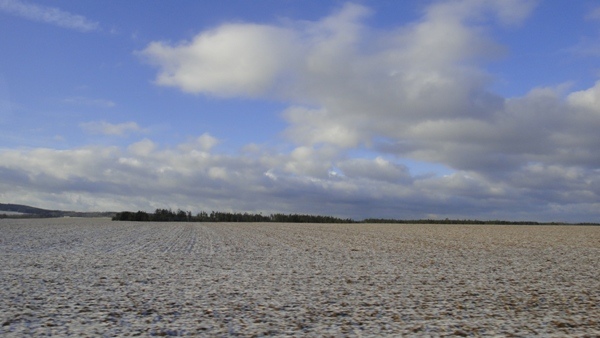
xmin=1 ymin=218 xmax=598 ymax=336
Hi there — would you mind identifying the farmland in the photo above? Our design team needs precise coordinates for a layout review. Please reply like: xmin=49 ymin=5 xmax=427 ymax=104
xmin=1 ymin=218 xmax=598 ymax=336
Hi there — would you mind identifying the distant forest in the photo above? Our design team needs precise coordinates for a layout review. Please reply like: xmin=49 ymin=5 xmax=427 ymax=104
xmin=111 ymin=208 xmax=599 ymax=225
xmin=112 ymin=209 xmax=354 ymax=223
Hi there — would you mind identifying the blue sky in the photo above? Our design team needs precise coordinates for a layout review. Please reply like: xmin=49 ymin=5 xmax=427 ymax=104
xmin=1 ymin=0 xmax=600 ymax=222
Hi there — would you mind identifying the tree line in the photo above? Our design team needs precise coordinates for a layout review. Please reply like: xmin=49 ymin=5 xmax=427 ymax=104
xmin=111 ymin=209 xmax=599 ymax=225
xmin=112 ymin=209 xmax=355 ymax=223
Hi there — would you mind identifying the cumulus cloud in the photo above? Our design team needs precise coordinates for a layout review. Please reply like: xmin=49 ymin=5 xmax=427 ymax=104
xmin=139 ymin=24 xmax=299 ymax=97
xmin=177 ymin=133 xmax=220 ymax=152
xmin=80 ymin=121 xmax=143 ymax=136
xmin=567 ymin=81 xmax=600 ymax=111
xmin=282 ymin=106 xmax=361 ymax=147
xmin=0 ymin=0 xmax=99 ymax=32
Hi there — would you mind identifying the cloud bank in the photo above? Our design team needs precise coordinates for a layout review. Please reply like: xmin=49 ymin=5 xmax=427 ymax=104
xmin=2 ymin=0 xmax=600 ymax=222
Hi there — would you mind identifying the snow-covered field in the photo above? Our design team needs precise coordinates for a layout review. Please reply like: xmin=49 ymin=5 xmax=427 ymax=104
xmin=1 ymin=218 xmax=598 ymax=337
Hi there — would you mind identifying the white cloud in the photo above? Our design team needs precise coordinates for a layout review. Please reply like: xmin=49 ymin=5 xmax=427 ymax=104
xmin=283 ymin=145 xmax=341 ymax=177
xmin=139 ymin=24 xmax=299 ymax=97
xmin=128 ymin=139 xmax=156 ymax=157
xmin=282 ymin=106 xmax=362 ymax=147
xmin=567 ymin=81 xmax=600 ymax=112
xmin=0 ymin=0 xmax=99 ymax=32
xmin=80 ymin=121 xmax=143 ymax=136
xmin=177 ymin=133 xmax=219 ymax=152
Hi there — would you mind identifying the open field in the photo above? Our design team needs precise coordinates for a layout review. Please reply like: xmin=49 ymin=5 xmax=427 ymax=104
xmin=1 ymin=218 xmax=598 ymax=337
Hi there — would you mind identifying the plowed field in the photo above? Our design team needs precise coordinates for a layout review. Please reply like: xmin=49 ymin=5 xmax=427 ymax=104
xmin=1 ymin=218 xmax=598 ymax=336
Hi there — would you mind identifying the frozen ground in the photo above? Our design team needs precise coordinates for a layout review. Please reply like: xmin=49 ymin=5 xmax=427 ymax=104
xmin=0 ymin=218 xmax=598 ymax=337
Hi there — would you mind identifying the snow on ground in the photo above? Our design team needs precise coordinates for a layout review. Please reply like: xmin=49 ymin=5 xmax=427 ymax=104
xmin=1 ymin=218 xmax=598 ymax=336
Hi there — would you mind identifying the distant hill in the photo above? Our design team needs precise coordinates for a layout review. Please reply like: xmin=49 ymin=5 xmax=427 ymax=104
xmin=0 ymin=203 xmax=115 ymax=218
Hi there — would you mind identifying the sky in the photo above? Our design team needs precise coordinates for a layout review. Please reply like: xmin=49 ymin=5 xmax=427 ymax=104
xmin=1 ymin=0 xmax=600 ymax=222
